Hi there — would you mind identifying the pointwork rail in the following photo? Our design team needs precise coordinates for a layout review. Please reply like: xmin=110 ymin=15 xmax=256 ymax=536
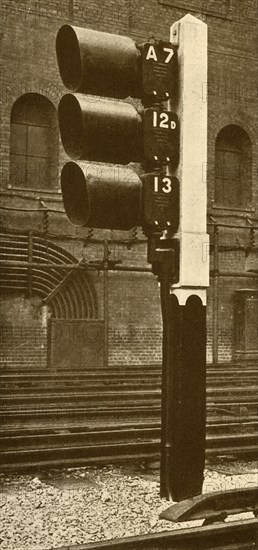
xmin=52 ymin=519 xmax=258 ymax=550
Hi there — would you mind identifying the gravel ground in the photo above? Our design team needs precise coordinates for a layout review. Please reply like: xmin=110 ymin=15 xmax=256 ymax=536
xmin=0 ymin=460 xmax=257 ymax=550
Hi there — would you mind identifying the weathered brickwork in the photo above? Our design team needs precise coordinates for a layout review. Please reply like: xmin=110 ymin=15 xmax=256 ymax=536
xmin=0 ymin=295 xmax=48 ymax=368
xmin=0 ymin=325 xmax=48 ymax=368
xmin=0 ymin=0 xmax=257 ymax=368
xmin=108 ymin=327 xmax=162 ymax=365
xmin=107 ymin=271 xmax=162 ymax=365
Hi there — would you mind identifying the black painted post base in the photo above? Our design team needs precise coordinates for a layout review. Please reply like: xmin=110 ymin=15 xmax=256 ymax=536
xmin=160 ymin=293 xmax=206 ymax=502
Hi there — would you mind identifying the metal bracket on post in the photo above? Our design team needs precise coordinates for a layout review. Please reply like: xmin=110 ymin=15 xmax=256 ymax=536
xmin=147 ymin=232 xmax=179 ymax=284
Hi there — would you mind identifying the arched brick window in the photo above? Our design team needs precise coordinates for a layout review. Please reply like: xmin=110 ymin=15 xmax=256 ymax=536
xmin=10 ymin=93 xmax=59 ymax=190
xmin=215 ymin=125 xmax=252 ymax=208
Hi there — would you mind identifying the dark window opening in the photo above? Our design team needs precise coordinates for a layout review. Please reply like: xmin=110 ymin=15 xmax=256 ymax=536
xmin=10 ymin=93 xmax=59 ymax=190
xmin=215 ymin=125 xmax=252 ymax=208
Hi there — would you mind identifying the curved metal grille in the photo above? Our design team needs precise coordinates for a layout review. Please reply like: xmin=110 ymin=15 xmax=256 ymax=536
xmin=0 ymin=231 xmax=97 ymax=319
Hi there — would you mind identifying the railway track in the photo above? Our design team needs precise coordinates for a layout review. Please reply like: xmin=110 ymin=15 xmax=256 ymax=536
xmin=0 ymin=427 xmax=257 ymax=472
xmin=53 ymin=519 xmax=258 ymax=550
xmin=0 ymin=363 xmax=257 ymax=471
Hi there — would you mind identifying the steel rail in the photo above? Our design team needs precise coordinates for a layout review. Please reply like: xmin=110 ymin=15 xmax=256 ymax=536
xmin=0 ymin=435 xmax=257 ymax=473
xmin=50 ymin=519 xmax=258 ymax=550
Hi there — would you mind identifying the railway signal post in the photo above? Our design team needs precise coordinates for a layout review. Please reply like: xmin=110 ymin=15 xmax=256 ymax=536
xmin=56 ymin=13 xmax=208 ymax=502
xmin=159 ymin=14 xmax=209 ymax=501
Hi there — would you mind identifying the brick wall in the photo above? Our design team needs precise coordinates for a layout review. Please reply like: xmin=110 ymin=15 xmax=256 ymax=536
xmin=0 ymin=324 xmax=48 ymax=369
xmin=0 ymin=295 xmax=48 ymax=368
xmin=1 ymin=0 xmax=257 ymax=211
xmin=108 ymin=271 xmax=162 ymax=365
xmin=109 ymin=326 xmax=162 ymax=365
xmin=0 ymin=0 xmax=257 ymax=368
xmin=207 ymin=250 xmax=258 ymax=364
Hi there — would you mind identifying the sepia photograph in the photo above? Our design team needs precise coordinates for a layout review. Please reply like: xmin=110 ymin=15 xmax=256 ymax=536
xmin=0 ymin=1 xmax=257 ymax=549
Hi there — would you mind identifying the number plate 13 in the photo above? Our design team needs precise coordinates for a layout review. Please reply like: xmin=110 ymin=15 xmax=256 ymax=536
xmin=143 ymin=173 xmax=179 ymax=231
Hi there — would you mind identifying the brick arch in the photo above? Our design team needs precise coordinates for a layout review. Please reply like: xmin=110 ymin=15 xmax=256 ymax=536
xmin=216 ymin=124 xmax=252 ymax=145
xmin=5 ymin=80 xmax=63 ymax=111
xmin=11 ymin=92 xmax=57 ymax=119
xmin=209 ymin=114 xmax=256 ymax=145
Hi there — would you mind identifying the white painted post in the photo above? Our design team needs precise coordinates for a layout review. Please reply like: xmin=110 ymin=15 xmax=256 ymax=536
xmin=160 ymin=15 xmax=209 ymax=501
xmin=169 ymin=14 xmax=209 ymax=305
